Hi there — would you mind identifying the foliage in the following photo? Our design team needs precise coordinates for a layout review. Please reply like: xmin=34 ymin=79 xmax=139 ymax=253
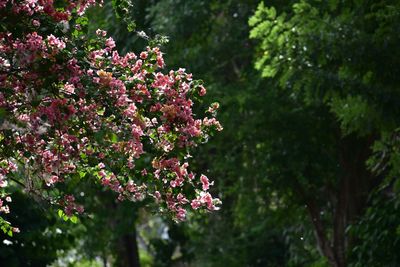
xmin=0 ymin=192 xmax=78 ymax=267
xmin=348 ymin=190 xmax=400 ymax=267
xmin=249 ymin=0 xmax=400 ymax=266
xmin=249 ymin=0 xmax=400 ymax=134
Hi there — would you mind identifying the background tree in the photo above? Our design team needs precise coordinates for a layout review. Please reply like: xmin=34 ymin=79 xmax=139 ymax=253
xmin=249 ymin=1 xmax=400 ymax=266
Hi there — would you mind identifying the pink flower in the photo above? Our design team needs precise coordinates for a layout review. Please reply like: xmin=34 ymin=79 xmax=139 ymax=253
xmin=208 ymin=102 xmax=220 ymax=114
xmin=98 ymin=170 xmax=106 ymax=178
xmin=64 ymin=83 xmax=75 ymax=94
xmin=101 ymin=178 xmax=111 ymax=186
xmin=154 ymin=191 xmax=161 ymax=200
xmin=126 ymin=180 xmax=136 ymax=192
xmin=47 ymin=34 xmax=66 ymax=50
xmin=198 ymin=85 xmax=207 ymax=96
xmin=0 ymin=179 xmax=7 ymax=188
xmin=105 ymin=37 xmax=116 ymax=50
xmin=157 ymin=55 xmax=164 ymax=68
xmin=0 ymin=205 xmax=10 ymax=213
xmin=200 ymin=192 xmax=214 ymax=210
xmin=200 ymin=174 xmax=210 ymax=191
xmin=32 ymin=20 xmax=40 ymax=27
xmin=124 ymin=103 xmax=137 ymax=117
xmin=96 ymin=29 xmax=107 ymax=37
xmin=176 ymin=207 xmax=186 ymax=221
xmin=191 ymin=199 xmax=201 ymax=210
xmin=65 ymin=195 xmax=75 ymax=202
xmin=112 ymin=50 xmax=120 ymax=64
xmin=177 ymin=193 xmax=188 ymax=204
xmin=140 ymin=52 xmax=148 ymax=59
xmin=98 ymin=163 xmax=105 ymax=169
xmin=47 ymin=175 xmax=59 ymax=185
xmin=25 ymin=32 xmax=44 ymax=51
xmin=188 ymin=173 xmax=195 ymax=180
xmin=75 ymin=205 xmax=84 ymax=214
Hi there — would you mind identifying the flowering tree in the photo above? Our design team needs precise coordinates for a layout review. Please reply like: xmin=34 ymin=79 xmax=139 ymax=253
xmin=0 ymin=0 xmax=222 ymax=236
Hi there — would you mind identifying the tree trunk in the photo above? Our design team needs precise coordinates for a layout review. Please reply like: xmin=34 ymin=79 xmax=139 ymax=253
xmin=116 ymin=224 xmax=141 ymax=267
xmin=102 ymin=251 xmax=108 ymax=267
xmin=329 ymin=134 xmax=376 ymax=267
xmin=332 ymin=176 xmax=347 ymax=267
xmin=305 ymin=199 xmax=339 ymax=267
xmin=299 ymin=134 xmax=377 ymax=267
xmin=295 ymin=178 xmax=341 ymax=267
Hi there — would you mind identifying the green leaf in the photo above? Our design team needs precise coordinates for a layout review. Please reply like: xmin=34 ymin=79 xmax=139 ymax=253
xmin=76 ymin=16 xmax=89 ymax=26
xmin=70 ymin=215 xmax=78 ymax=224
xmin=58 ymin=209 xmax=64 ymax=218
xmin=394 ymin=179 xmax=400 ymax=193
xmin=0 ymin=107 xmax=6 ymax=120
xmin=79 ymin=171 xmax=87 ymax=178
xmin=268 ymin=7 xmax=277 ymax=20
xmin=110 ymin=133 xmax=118 ymax=143
xmin=127 ymin=22 xmax=136 ymax=32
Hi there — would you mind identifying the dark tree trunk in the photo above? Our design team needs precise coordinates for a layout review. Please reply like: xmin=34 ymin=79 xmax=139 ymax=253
xmin=116 ymin=224 xmax=141 ymax=267
xmin=299 ymin=134 xmax=378 ymax=267
xmin=305 ymin=199 xmax=338 ymax=267
xmin=330 ymin=134 xmax=376 ymax=267
xmin=102 ymin=251 xmax=108 ymax=267
xmin=332 ymin=175 xmax=347 ymax=267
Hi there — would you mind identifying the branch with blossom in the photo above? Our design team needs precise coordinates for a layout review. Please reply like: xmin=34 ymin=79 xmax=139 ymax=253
xmin=0 ymin=0 xmax=222 ymax=234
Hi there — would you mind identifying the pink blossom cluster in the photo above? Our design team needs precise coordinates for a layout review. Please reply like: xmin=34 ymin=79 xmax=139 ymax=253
xmin=60 ymin=195 xmax=84 ymax=216
xmin=0 ymin=160 xmax=19 ymax=233
xmin=0 ymin=0 xmax=222 ymax=228
xmin=0 ymin=0 xmax=99 ymax=20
